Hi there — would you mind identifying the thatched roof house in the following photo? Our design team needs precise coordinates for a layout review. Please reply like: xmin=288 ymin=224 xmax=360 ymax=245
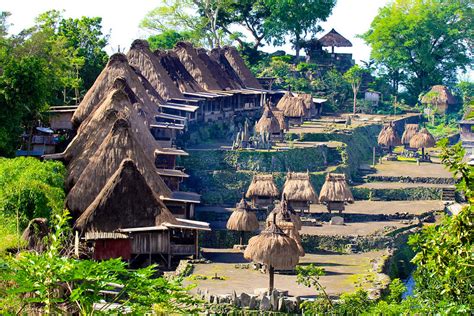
xmin=401 ymin=124 xmax=419 ymax=145
xmin=222 ymin=46 xmax=262 ymax=89
xmin=319 ymin=173 xmax=354 ymax=203
xmin=155 ymin=50 xmax=206 ymax=94
xmin=127 ymin=39 xmax=185 ymax=101
xmin=421 ymin=85 xmax=457 ymax=113
xmin=209 ymin=48 xmax=245 ymax=88
xmin=174 ymin=42 xmax=222 ymax=91
xmin=75 ymin=159 xmax=175 ymax=232
xmin=66 ymin=118 xmax=172 ymax=215
xmin=71 ymin=53 xmax=163 ymax=128
xmin=196 ymin=48 xmax=240 ymax=91
xmin=255 ymin=104 xmax=282 ymax=136
xmin=272 ymin=108 xmax=288 ymax=131
xmin=410 ymin=128 xmax=436 ymax=149
xmin=318 ymin=28 xmax=352 ymax=53
xmin=282 ymin=172 xmax=318 ymax=204
xmin=276 ymin=92 xmax=307 ymax=119
xmin=226 ymin=197 xmax=259 ymax=234
xmin=297 ymin=93 xmax=315 ymax=117
xmin=378 ymin=124 xmax=401 ymax=148
xmin=246 ymin=174 xmax=279 ymax=198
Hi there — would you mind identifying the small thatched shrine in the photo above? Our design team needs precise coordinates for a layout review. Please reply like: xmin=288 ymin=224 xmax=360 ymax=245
xmin=226 ymin=197 xmax=259 ymax=245
xmin=410 ymin=128 xmax=436 ymax=159
xmin=75 ymin=159 xmax=210 ymax=263
xmin=246 ymin=174 xmax=280 ymax=208
xmin=266 ymin=198 xmax=304 ymax=256
xmin=244 ymin=214 xmax=299 ymax=293
xmin=297 ymin=93 xmax=315 ymax=118
xmin=421 ymin=85 xmax=458 ymax=114
xmin=318 ymin=28 xmax=353 ymax=54
xmin=377 ymin=123 xmax=401 ymax=153
xmin=255 ymin=103 xmax=284 ymax=140
xmin=276 ymin=92 xmax=307 ymax=124
xmin=22 ymin=218 xmax=49 ymax=253
xmin=319 ymin=173 xmax=354 ymax=213
xmin=282 ymin=172 xmax=318 ymax=211
xmin=401 ymin=124 xmax=419 ymax=146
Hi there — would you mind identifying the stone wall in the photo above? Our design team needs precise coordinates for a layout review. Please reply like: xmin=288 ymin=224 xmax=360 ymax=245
xmin=352 ymin=186 xmax=444 ymax=201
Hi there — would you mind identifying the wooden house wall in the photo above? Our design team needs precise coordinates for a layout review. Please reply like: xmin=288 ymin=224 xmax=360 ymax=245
xmin=50 ymin=113 xmax=74 ymax=130
xmin=131 ymin=232 xmax=169 ymax=254
xmin=93 ymin=239 xmax=131 ymax=260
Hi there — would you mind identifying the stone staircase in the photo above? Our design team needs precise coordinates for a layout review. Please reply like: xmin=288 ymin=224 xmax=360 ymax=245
xmin=441 ymin=187 xmax=456 ymax=201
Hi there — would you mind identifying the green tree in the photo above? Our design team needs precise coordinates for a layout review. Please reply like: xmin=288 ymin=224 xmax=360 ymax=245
xmin=0 ymin=210 xmax=201 ymax=314
xmin=148 ymin=29 xmax=193 ymax=50
xmin=344 ymin=65 xmax=368 ymax=114
xmin=361 ymin=0 xmax=473 ymax=100
xmin=264 ymin=0 xmax=336 ymax=58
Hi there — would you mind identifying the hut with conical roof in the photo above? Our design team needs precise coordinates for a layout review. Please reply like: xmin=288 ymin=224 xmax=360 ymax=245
xmin=319 ymin=173 xmax=354 ymax=213
xmin=410 ymin=128 xmax=436 ymax=160
xmin=246 ymin=174 xmax=280 ymax=208
xmin=226 ymin=197 xmax=259 ymax=245
xmin=378 ymin=123 xmax=401 ymax=153
xmin=255 ymin=103 xmax=284 ymax=140
xmin=244 ymin=214 xmax=299 ymax=294
xmin=75 ymin=159 xmax=210 ymax=263
xmin=282 ymin=172 xmax=318 ymax=212
xmin=401 ymin=124 xmax=419 ymax=146
xmin=421 ymin=85 xmax=458 ymax=114
xmin=318 ymin=28 xmax=353 ymax=54
xmin=276 ymin=92 xmax=307 ymax=125
xmin=297 ymin=93 xmax=316 ymax=119
xmin=22 ymin=218 xmax=49 ymax=253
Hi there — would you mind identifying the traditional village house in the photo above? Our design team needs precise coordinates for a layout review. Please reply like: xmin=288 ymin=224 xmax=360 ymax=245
xmin=255 ymin=103 xmax=284 ymax=141
xmin=296 ymin=93 xmax=316 ymax=119
xmin=226 ymin=197 xmax=259 ymax=245
xmin=421 ymin=85 xmax=458 ymax=114
xmin=246 ymin=174 xmax=280 ymax=208
xmin=276 ymin=92 xmax=307 ymax=125
xmin=319 ymin=173 xmax=354 ymax=213
xmin=281 ymin=172 xmax=318 ymax=212
xmin=459 ymin=117 xmax=474 ymax=165
xmin=75 ymin=159 xmax=210 ymax=266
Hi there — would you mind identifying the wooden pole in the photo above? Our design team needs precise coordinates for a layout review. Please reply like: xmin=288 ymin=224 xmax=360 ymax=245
xmin=74 ymin=231 xmax=79 ymax=258
xmin=240 ymin=231 xmax=244 ymax=245
xmin=269 ymin=265 xmax=275 ymax=294
xmin=195 ymin=231 xmax=199 ymax=259
xmin=372 ymin=147 xmax=376 ymax=166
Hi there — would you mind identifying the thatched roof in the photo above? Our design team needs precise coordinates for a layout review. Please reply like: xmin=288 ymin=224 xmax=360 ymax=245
xmin=421 ymin=85 xmax=457 ymax=105
xmin=246 ymin=174 xmax=279 ymax=198
xmin=196 ymin=48 xmax=239 ymax=91
xmin=378 ymin=124 xmax=401 ymax=147
xmin=319 ymin=173 xmax=354 ymax=203
xmin=401 ymin=124 xmax=419 ymax=145
xmin=174 ymin=42 xmax=222 ymax=91
xmin=266 ymin=199 xmax=303 ymax=231
xmin=298 ymin=93 xmax=314 ymax=111
xmin=221 ymin=46 xmax=262 ymax=89
xmin=410 ymin=128 xmax=436 ymax=149
xmin=272 ymin=108 xmax=288 ymax=131
xmin=318 ymin=28 xmax=352 ymax=47
xmin=21 ymin=218 xmax=49 ymax=252
xmin=127 ymin=39 xmax=184 ymax=101
xmin=244 ymin=220 xmax=299 ymax=270
xmin=255 ymin=104 xmax=282 ymax=134
xmin=75 ymin=159 xmax=176 ymax=232
xmin=210 ymin=48 xmax=245 ymax=88
xmin=282 ymin=172 xmax=318 ymax=202
xmin=66 ymin=117 xmax=171 ymax=215
xmin=226 ymin=197 xmax=259 ymax=232
xmin=155 ymin=50 xmax=205 ymax=93
xmin=276 ymin=92 xmax=307 ymax=118
xmin=71 ymin=53 xmax=163 ymax=128
xmin=66 ymin=88 xmax=164 ymax=190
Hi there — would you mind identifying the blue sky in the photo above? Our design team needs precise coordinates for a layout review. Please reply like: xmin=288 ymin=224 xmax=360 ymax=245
xmin=4 ymin=0 xmax=390 ymax=64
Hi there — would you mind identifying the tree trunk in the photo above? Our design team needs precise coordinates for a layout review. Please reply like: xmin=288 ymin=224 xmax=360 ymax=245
xmin=353 ymin=88 xmax=357 ymax=114
xmin=268 ymin=265 xmax=274 ymax=294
